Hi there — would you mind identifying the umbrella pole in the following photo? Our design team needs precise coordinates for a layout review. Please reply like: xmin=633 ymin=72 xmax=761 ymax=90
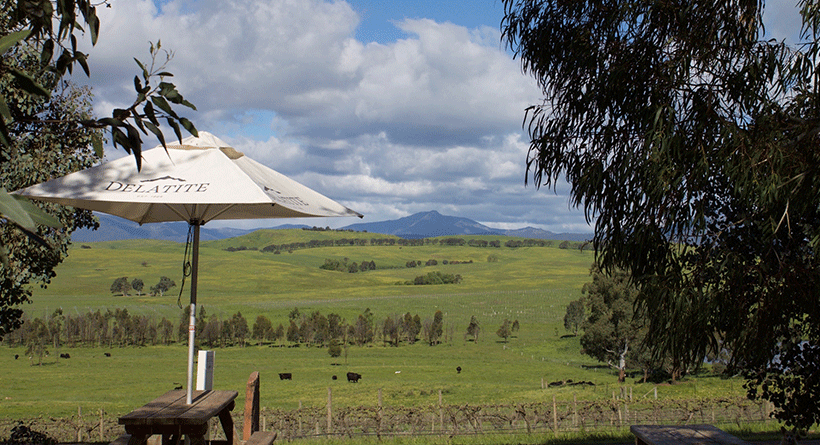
xmin=186 ymin=222 xmax=201 ymax=404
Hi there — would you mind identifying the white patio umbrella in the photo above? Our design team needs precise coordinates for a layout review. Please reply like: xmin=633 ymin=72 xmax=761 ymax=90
xmin=14 ymin=131 xmax=362 ymax=403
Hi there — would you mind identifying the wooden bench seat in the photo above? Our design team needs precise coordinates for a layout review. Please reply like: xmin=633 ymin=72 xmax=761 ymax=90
xmin=631 ymin=424 xmax=750 ymax=445
xmin=245 ymin=431 xmax=276 ymax=445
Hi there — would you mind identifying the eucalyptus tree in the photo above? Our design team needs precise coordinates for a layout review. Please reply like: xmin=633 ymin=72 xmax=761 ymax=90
xmin=0 ymin=42 xmax=98 ymax=338
xmin=496 ymin=319 xmax=512 ymax=343
xmin=563 ymin=300 xmax=584 ymax=336
xmin=252 ymin=315 xmax=274 ymax=345
xmin=579 ymin=267 xmax=645 ymax=383
xmin=503 ymin=0 xmax=820 ymax=428
xmin=466 ymin=315 xmax=480 ymax=342
xmin=0 ymin=2 xmax=197 ymax=339
xmin=131 ymin=278 xmax=144 ymax=296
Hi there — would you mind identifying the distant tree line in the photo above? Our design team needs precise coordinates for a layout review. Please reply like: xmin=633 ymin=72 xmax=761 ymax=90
xmin=260 ymin=238 xmax=368 ymax=253
xmin=3 ymin=308 xmax=179 ymax=361
xmin=3 ymin=307 xmax=524 ymax=357
xmin=404 ymin=271 xmax=462 ymax=286
xmin=223 ymin=246 xmax=258 ymax=252
xmin=319 ymin=258 xmax=475 ymax=275
xmin=109 ymin=276 xmax=176 ymax=297
xmin=320 ymin=258 xmax=377 ymax=273
xmin=404 ymin=259 xmax=473 ymax=268
xmin=236 ymin=236 xmax=570 ymax=255
xmin=301 ymin=226 xmax=358 ymax=232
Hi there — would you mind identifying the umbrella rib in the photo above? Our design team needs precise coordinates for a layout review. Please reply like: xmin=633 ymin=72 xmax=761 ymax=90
xmin=161 ymin=204 xmax=196 ymax=224
xmin=206 ymin=203 xmax=237 ymax=222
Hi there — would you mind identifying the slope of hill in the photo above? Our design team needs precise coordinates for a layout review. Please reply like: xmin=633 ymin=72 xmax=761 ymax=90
xmin=341 ymin=210 xmax=591 ymax=241
xmin=70 ymin=214 xmax=279 ymax=242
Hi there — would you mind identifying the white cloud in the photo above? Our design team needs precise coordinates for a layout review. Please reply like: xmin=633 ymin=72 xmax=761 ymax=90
xmin=77 ymin=0 xmax=589 ymax=233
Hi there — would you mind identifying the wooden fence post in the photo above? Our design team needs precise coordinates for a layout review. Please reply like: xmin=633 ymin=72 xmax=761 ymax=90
xmin=244 ymin=371 xmax=260 ymax=441
xmin=377 ymin=388 xmax=383 ymax=438
xmin=439 ymin=390 xmax=444 ymax=433
xmin=573 ymin=394 xmax=578 ymax=428
xmin=99 ymin=409 xmax=104 ymax=442
xmin=76 ymin=406 xmax=82 ymax=443
xmin=327 ymin=387 xmax=332 ymax=435
xmin=298 ymin=400 xmax=303 ymax=436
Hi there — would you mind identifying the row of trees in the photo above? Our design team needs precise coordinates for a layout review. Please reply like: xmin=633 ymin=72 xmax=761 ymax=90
xmin=405 ymin=259 xmax=474 ymax=268
xmin=109 ymin=276 xmax=176 ymax=297
xmin=320 ymin=259 xmax=377 ymax=273
xmin=250 ymin=236 xmax=568 ymax=255
xmin=3 ymin=306 xmax=522 ymax=360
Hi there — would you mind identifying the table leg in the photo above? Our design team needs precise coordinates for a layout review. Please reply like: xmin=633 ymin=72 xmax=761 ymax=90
xmin=218 ymin=408 xmax=235 ymax=445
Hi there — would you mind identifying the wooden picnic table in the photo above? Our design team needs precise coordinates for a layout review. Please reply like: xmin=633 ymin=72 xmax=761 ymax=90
xmin=118 ymin=389 xmax=238 ymax=445
xmin=631 ymin=424 xmax=751 ymax=445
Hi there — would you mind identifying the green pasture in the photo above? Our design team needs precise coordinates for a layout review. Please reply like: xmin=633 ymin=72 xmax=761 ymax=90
xmin=25 ymin=231 xmax=594 ymax=321
xmin=2 ymin=231 xmax=748 ymax=421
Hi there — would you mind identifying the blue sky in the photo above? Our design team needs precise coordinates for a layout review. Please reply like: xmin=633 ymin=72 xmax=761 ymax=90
xmin=350 ymin=0 xmax=505 ymax=44
xmin=81 ymin=0 xmax=804 ymax=232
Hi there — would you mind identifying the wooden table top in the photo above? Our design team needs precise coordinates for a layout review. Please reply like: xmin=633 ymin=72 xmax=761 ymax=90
xmin=631 ymin=424 xmax=751 ymax=445
xmin=119 ymin=390 xmax=238 ymax=427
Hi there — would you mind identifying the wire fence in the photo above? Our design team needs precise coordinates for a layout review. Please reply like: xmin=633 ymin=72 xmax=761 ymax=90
xmin=0 ymin=389 xmax=775 ymax=443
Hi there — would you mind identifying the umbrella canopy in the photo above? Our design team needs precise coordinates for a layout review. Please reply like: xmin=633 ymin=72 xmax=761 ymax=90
xmin=14 ymin=132 xmax=362 ymax=403
xmin=16 ymin=131 xmax=362 ymax=224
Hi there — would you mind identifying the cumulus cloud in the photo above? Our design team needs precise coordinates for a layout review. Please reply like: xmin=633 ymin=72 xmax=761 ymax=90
xmin=77 ymin=0 xmax=590 ymax=233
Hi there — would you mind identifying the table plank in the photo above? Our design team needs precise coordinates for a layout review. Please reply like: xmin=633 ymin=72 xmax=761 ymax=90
xmin=119 ymin=390 xmax=238 ymax=427
xmin=631 ymin=424 xmax=750 ymax=445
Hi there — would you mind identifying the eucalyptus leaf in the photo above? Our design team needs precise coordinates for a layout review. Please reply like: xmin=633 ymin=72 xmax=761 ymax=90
xmin=0 ymin=98 xmax=10 ymax=121
xmin=10 ymin=69 xmax=51 ymax=98
xmin=0 ymin=189 xmax=36 ymax=230
xmin=92 ymin=135 xmax=104 ymax=158
xmin=0 ymin=30 xmax=31 ymax=54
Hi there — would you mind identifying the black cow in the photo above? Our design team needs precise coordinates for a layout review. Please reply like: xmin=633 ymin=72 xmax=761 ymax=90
xmin=332 ymin=375 xmax=337 ymax=380
xmin=60 ymin=353 xmax=70 ymax=359
xmin=279 ymin=373 xmax=292 ymax=380
xmin=346 ymin=372 xmax=362 ymax=383
xmin=14 ymin=354 xmax=18 ymax=360
xmin=104 ymin=352 xmax=111 ymax=357
xmin=456 ymin=366 xmax=462 ymax=374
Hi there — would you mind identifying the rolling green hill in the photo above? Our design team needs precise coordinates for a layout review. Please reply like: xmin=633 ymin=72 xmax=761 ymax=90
xmin=2 ymin=231 xmax=747 ymax=420
xmin=33 ymin=231 xmax=593 ymax=319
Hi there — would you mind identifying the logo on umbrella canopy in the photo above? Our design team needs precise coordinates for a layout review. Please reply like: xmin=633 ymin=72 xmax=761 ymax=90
xmin=264 ymin=186 xmax=309 ymax=207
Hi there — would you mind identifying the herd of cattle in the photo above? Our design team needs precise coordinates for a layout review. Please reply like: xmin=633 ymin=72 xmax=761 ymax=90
xmin=279 ymin=371 xmax=363 ymax=382
xmin=13 ymin=352 xmax=112 ymax=360
xmin=278 ymin=367 xmax=467 ymax=383
xmin=12 ymin=354 xmax=467 ymax=386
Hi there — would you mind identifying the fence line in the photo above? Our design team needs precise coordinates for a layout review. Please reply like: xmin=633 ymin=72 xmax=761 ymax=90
xmin=0 ymin=388 xmax=775 ymax=443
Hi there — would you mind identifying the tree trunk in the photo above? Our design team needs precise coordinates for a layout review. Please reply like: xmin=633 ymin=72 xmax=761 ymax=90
xmin=618 ymin=342 xmax=628 ymax=383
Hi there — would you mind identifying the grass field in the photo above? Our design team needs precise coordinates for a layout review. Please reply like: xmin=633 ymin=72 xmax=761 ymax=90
xmin=1 ymin=231 xmax=750 ymax=422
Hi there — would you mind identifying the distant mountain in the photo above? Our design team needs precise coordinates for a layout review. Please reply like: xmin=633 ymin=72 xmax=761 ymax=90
xmin=341 ymin=210 xmax=503 ymax=239
xmin=71 ymin=211 xmax=591 ymax=242
xmin=503 ymin=226 xmax=591 ymax=242
xmin=341 ymin=210 xmax=591 ymax=241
